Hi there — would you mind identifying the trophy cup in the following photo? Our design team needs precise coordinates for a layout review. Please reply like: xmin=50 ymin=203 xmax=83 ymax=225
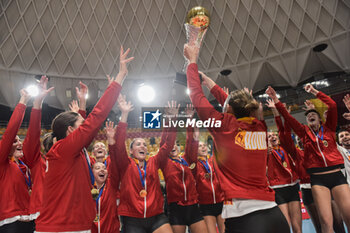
xmin=183 ymin=6 xmax=210 ymax=71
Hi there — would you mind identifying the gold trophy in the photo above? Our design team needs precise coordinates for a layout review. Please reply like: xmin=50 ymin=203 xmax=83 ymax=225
xmin=184 ymin=6 xmax=210 ymax=70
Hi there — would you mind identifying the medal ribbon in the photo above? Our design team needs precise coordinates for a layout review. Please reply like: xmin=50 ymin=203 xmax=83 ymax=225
xmin=310 ymin=125 xmax=324 ymax=141
xmin=274 ymin=149 xmax=285 ymax=162
xmin=16 ymin=160 xmax=32 ymax=189
xmin=83 ymin=148 xmax=95 ymax=186
xmin=96 ymin=184 xmax=105 ymax=210
xmin=135 ymin=160 xmax=147 ymax=189
xmin=169 ymin=157 xmax=189 ymax=166
xmin=316 ymin=126 xmax=324 ymax=141
xmin=104 ymin=159 xmax=107 ymax=167
xmin=199 ymin=159 xmax=211 ymax=173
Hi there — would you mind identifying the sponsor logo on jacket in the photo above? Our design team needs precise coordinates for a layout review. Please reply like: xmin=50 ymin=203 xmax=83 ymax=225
xmin=235 ymin=131 xmax=267 ymax=150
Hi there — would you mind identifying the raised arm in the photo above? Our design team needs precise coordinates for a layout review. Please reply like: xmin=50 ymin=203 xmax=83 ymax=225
xmin=156 ymin=101 xmax=178 ymax=169
xmin=112 ymin=94 xmax=134 ymax=175
xmin=266 ymin=86 xmax=306 ymax=138
xmin=58 ymin=47 xmax=133 ymax=156
xmin=184 ymin=44 xmax=227 ymax=129
xmin=305 ymin=84 xmax=337 ymax=131
xmin=182 ymin=104 xmax=199 ymax=165
xmin=343 ymin=94 xmax=350 ymax=121
xmin=76 ymin=81 xmax=88 ymax=114
xmin=22 ymin=76 xmax=53 ymax=168
xmin=199 ymin=71 xmax=228 ymax=106
xmin=105 ymin=121 xmax=120 ymax=189
xmin=0 ymin=89 xmax=30 ymax=166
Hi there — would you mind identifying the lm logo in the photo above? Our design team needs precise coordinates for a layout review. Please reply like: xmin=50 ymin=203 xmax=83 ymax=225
xmin=143 ymin=109 xmax=162 ymax=129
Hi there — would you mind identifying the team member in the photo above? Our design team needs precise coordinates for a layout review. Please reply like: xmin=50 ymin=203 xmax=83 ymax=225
xmin=283 ymin=102 xmax=346 ymax=233
xmin=0 ymin=76 xmax=53 ymax=233
xmin=266 ymin=85 xmax=350 ymax=233
xmin=92 ymin=142 xmax=109 ymax=164
xmin=23 ymin=77 xmax=54 ymax=228
xmin=184 ymin=43 xmax=289 ymax=233
xmin=115 ymin=96 xmax=176 ymax=233
xmin=266 ymin=100 xmax=302 ymax=233
xmin=160 ymin=104 xmax=208 ymax=233
xmin=194 ymin=134 xmax=225 ymax=233
xmin=0 ymin=90 xmax=32 ymax=233
xmin=35 ymin=47 xmax=133 ymax=233
xmin=91 ymin=121 xmax=120 ymax=233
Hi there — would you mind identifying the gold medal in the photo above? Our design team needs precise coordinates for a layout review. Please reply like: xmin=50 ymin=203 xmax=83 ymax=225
xmin=323 ymin=140 xmax=328 ymax=147
xmin=189 ymin=163 xmax=196 ymax=169
xmin=91 ymin=188 xmax=99 ymax=200
xmin=28 ymin=189 xmax=32 ymax=196
xmin=283 ymin=161 xmax=288 ymax=168
xmin=139 ymin=189 xmax=147 ymax=198
xmin=94 ymin=214 xmax=99 ymax=222
xmin=204 ymin=173 xmax=210 ymax=179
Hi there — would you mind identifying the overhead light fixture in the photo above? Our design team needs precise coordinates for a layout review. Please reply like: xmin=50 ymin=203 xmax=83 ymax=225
xmin=258 ymin=93 xmax=281 ymax=99
xmin=186 ymin=88 xmax=190 ymax=95
xmin=310 ymin=80 xmax=329 ymax=87
xmin=313 ymin=43 xmax=328 ymax=52
xmin=220 ymin=69 xmax=232 ymax=76
xmin=138 ymin=85 xmax=155 ymax=103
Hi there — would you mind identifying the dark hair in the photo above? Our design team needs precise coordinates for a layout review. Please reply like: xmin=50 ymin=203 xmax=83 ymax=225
xmin=225 ymin=90 xmax=259 ymax=118
xmin=304 ymin=109 xmax=320 ymax=117
xmin=337 ymin=129 xmax=349 ymax=144
xmin=45 ymin=111 xmax=80 ymax=151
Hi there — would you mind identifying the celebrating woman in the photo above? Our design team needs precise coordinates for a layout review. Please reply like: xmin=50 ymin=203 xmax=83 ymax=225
xmin=160 ymin=104 xmax=208 ymax=233
xmin=90 ymin=121 xmax=120 ymax=233
xmin=194 ymin=133 xmax=225 ymax=233
xmin=266 ymin=84 xmax=350 ymax=233
xmin=184 ymin=43 xmax=289 ymax=233
xmin=115 ymin=96 xmax=177 ymax=233
xmin=266 ymin=100 xmax=302 ymax=233
xmin=35 ymin=47 xmax=133 ymax=233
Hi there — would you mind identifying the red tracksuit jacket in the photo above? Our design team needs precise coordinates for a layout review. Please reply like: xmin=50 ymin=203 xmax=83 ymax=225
xmin=91 ymin=144 xmax=120 ymax=233
xmin=187 ymin=63 xmax=275 ymax=202
xmin=36 ymin=82 xmax=121 ymax=232
xmin=194 ymin=156 xmax=224 ymax=205
xmin=275 ymin=92 xmax=344 ymax=173
xmin=0 ymin=103 xmax=31 ymax=226
xmin=161 ymin=126 xmax=199 ymax=205
xmin=116 ymin=122 xmax=176 ymax=218
xmin=277 ymin=117 xmax=310 ymax=184
xmin=22 ymin=108 xmax=46 ymax=218
xmin=267 ymin=116 xmax=299 ymax=187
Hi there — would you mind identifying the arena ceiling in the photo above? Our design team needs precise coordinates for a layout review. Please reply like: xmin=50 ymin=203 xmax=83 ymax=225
xmin=0 ymin=0 xmax=350 ymax=110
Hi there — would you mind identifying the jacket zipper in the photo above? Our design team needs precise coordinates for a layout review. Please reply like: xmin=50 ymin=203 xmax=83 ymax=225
xmin=144 ymin=177 xmax=147 ymax=218
xmin=315 ymin=134 xmax=328 ymax=166
xmin=180 ymin=165 xmax=187 ymax=201
xmin=208 ymin=162 xmax=216 ymax=204
xmin=309 ymin=126 xmax=328 ymax=166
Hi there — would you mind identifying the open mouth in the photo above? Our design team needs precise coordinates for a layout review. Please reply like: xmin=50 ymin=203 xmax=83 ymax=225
xmin=309 ymin=117 xmax=316 ymax=122
xmin=139 ymin=151 xmax=145 ymax=155
xmin=343 ymin=138 xmax=350 ymax=144
xmin=98 ymin=173 xmax=105 ymax=179
xmin=171 ymin=149 xmax=176 ymax=153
